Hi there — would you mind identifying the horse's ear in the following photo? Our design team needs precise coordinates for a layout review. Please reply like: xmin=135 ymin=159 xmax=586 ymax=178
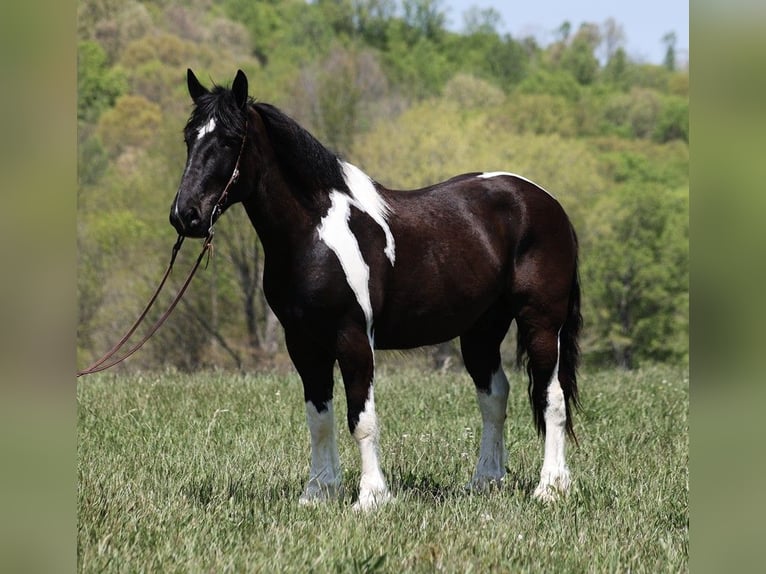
xmin=187 ymin=69 xmax=208 ymax=103
xmin=232 ymin=69 xmax=249 ymax=111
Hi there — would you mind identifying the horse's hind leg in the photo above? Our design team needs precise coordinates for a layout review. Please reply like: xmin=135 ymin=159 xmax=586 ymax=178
xmin=516 ymin=313 xmax=572 ymax=501
xmin=460 ymin=307 xmax=513 ymax=490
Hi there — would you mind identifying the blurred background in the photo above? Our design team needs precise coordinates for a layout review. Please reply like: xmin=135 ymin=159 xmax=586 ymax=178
xmin=75 ymin=0 xmax=689 ymax=374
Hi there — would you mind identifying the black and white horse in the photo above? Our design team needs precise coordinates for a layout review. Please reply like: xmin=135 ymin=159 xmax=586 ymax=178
xmin=170 ymin=70 xmax=582 ymax=510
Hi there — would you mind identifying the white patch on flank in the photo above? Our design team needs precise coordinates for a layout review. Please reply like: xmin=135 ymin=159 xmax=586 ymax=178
xmin=300 ymin=401 xmax=342 ymax=505
xmin=533 ymin=332 xmax=571 ymax=502
xmin=470 ymin=368 xmax=510 ymax=490
xmin=352 ymin=388 xmax=391 ymax=511
xmin=478 ymin=171 xmax=556 ymax=199
xmin=340 ymin=161 xmax=396 ymax=265
xmin=318 ymin=191 xmax=373 ymax=342
xmin=196 ymin=117 xmax=217 ymax=140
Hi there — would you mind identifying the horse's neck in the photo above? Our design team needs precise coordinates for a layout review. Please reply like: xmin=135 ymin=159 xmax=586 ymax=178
xmin=242 ymin=174 xmax=306 ymax=256
xmin=242 ymin=106 xmax=330 ymax=257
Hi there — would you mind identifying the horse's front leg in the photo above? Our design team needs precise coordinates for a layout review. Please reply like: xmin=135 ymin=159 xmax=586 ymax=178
xmin=337 ymin=328 xmax=390 ymax=511
xmin=286 ymin=330 xmax=342 ymax=505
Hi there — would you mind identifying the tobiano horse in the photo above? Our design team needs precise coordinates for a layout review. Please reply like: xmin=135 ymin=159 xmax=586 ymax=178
xmin=170 ymin=69 xmax=583 ymax=510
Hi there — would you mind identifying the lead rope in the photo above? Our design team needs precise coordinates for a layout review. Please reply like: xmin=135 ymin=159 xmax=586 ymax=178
xmin=76 ymin=234 xmax=213 ymax=376
xmin=76 ymin=125 xmax=247 ymax=377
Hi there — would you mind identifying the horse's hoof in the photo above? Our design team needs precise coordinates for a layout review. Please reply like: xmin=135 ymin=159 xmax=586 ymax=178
xmin=352 ymin=489 xmax=392 ymax=512
xmin=532 ymin=470 xmax=570 ymax=502
xmin=465 ymin=475 xmax=505 ymax=493
xmin=299 ymin=483 xmax=342 ymax=506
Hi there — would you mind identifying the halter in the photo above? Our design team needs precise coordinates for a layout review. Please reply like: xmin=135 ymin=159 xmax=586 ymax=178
xmin=208 ymin=124 xmax=248 ymax=237
xmin=76 ymin=124 xmax=248 ymax=377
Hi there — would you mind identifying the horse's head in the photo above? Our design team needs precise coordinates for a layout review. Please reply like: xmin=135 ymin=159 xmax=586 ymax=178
xmin=170 ymin=69 xmax=251 ymax=238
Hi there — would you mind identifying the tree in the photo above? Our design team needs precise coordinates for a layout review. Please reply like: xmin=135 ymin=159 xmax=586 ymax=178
xmin=217 ymin=207 xmax=280 ymax=355
xmin=662 ymin=31 xmax=677 ymax=71
xmin=292 ymin=46 xmax=390 ymax=154
xmin=462 ymin=6 xmax=501 ymax=35
xmin=601 ymin=17 xmax=625 ymax=64
xmin=584 ymin=184 xmax=688 ymax=368
xmin=96 ymin=94 xmax=162 ymax=157
xmin=78 ymin=40 xmax=127 ymax=122
xmin=402 ymin=0 xmax=446 ymax=42
xmin=561 ymin=23 xmax=601 ymax=85
xmin=352 ymin=0 xmax=396 ymax=48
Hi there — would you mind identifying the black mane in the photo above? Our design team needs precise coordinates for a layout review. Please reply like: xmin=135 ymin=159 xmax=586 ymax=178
xmin=253 ymin=103 xmax=347 ymax=197
xmin=185 ymin=84 xmax=250 ymax=144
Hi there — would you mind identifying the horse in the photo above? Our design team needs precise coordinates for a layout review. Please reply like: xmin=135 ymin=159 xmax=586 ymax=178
xmin=170 ymin=69 xmax=582 ymax=510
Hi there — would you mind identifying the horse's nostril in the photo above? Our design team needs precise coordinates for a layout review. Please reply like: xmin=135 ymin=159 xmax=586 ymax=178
xmin=184 ymin=206 xmax=202 ymax=227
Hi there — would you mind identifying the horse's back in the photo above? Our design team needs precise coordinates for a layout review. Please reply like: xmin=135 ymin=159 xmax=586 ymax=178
xmin=371 ymin=172 xmax=575 ymax=349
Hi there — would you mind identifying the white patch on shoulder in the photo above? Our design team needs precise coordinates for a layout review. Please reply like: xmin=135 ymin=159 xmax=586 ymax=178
xmin=340 ymin=161 xmax=396 ymax=265
xmin=318 ymin=191 xmax=374 ymax=341
xmin=196 ymin=117 xmax=217 ymax=140
xmin=478 ymin=171 xmax=556 ymax=199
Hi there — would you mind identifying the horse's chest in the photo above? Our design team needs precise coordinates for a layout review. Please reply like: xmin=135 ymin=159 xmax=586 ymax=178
xmin=263 ymin=254 xmax=359 ymax=327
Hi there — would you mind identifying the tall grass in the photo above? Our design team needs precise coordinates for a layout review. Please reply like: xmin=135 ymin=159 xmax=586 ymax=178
xmin=78 ymin=364 xmax=688 ymax=572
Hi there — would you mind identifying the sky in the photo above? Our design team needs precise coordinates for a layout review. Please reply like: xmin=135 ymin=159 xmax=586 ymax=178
xmin=442 ymin=0 xmax=689 ymax=66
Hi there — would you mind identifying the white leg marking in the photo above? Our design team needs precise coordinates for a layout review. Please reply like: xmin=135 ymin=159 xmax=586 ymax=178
xmin=469 ymin=368 xmax=510 ymax=490
xmin=477 ymin=171 xmax=556 ymax=199
xmin=196 ymin=117 xmax=216 ymax=140
xmin=340 ymin=161 xmax=396 ymax=265
xmin=317 ymin=191 xmax=374 ymax=340
xmin=533 ymin=334 xmax=571 ymax=502
xmin=300 ymin=401 xmax=342 ymax=505
xmin=352 ymin=388 xmax=391 ymax=511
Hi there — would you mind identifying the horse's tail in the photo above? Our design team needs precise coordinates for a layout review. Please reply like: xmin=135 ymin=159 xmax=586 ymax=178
xmin=517 ymin=225 xmax=582 ymax=441
xmin=558 ymin=234 xmax=582 ymax=440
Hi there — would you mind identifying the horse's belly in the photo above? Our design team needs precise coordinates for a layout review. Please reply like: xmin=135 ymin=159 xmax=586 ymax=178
xmin=372 ymin=292 xmax=499 ymax=349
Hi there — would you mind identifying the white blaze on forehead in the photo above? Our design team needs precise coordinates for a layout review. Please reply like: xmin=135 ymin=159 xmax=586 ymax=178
xmin=196 ymin=117 xmax=217 ymax=140
xmin=340 ymin=161 xmax=396 ymax=265
xmin=318 ymin=191 xmax=374 ymax=341
xmin=478 ymin=171 xmax=556 ymax=199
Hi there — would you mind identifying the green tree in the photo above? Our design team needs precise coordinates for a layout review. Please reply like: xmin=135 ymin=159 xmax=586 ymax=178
xmin=78 ymin=40 xmax=127 ymax=122
xmin=654 ymin=95 xmax=689 ymax=143
xmin=584 ymin=184 xmax=688 ymax=367
xmin=96 ymin=94 xmax=162 ymax=157
xmin=402 ymin=0 xmax=446 ymax=42
xmin=561 ymin=23 xmax=601 ymax=85
xmin=662 ymin=31 xmax=677 ymax=71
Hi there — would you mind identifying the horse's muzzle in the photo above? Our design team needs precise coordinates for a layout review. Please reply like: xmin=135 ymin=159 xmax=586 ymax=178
xmin=169 ymin=203 xmax=208 ymax=238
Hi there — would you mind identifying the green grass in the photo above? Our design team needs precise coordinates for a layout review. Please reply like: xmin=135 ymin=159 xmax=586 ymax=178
xmin=78 ymin=364 xmax=688 ymax=572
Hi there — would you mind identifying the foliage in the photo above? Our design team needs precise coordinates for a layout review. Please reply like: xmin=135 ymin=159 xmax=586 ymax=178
xmin=76 ymin=0 xmax=688 ymax=371
xmin=77 ymin=40 xmax=128 ymax=122
xmin=583 ymin=184 xmax=688 ymax=367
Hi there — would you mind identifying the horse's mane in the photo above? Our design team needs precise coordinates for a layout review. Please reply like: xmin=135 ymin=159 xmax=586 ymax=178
xmin=185 ymin=85 xmax=250 ymax=143
xmin=253 ymin=103 xmax=347 ymax=198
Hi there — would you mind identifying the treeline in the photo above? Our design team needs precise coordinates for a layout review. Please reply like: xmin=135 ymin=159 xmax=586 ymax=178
xmin=77 ymin=0 xmax=688 ymax=371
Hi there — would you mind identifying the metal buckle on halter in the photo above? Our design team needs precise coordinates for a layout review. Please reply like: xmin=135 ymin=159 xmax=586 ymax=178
xmin=208 ymin=204 xmax=220 ymax=237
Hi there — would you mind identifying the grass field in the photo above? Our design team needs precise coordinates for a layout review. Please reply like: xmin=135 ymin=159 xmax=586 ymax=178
xmin=77 ymin=363 xmax=688 ymax=572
